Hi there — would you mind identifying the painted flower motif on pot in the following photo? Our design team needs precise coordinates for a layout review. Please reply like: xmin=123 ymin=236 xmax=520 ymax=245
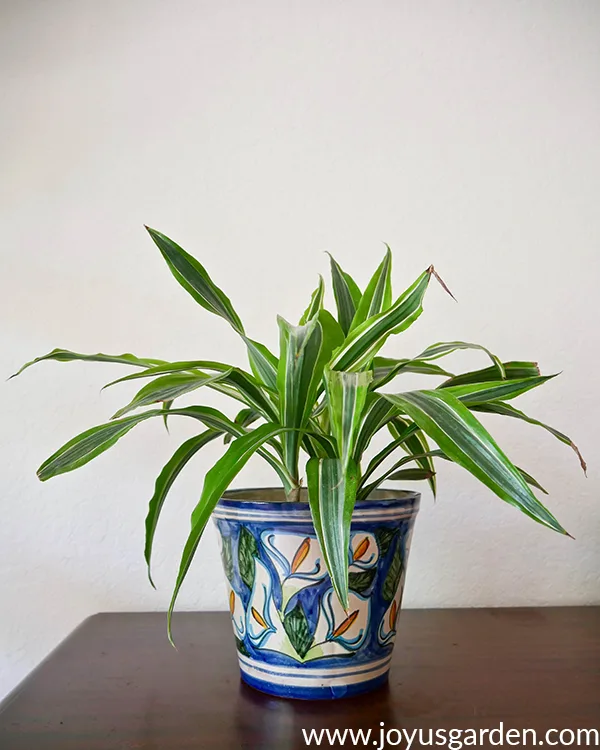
xmin=262 ymin=531 xmax=328 ymax=609
xmin=305 ymin=588 xmax=371 ymax=660
xmin=349 ymin=532 xmax=379 ymax=571
xmin=228 ymin=586 xmax=246 ymax=639
xmin=246 ymin=557 xmax=299 ymax=659
xmin=377 ymin=533 xmax=411 ymax=646
xmin=378 ymin=592 xmax=402 ymax=646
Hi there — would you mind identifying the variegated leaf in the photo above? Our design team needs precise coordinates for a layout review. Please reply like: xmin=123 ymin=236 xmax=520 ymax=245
xmin=306 ymin=457 xmax=359 ymax=609
xmin=383 ymin=390 xmax=568 ymax=535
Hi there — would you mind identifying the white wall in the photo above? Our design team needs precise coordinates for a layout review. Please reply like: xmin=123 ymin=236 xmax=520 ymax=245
xmin=1 ymin=0 xmax=598 ymax=700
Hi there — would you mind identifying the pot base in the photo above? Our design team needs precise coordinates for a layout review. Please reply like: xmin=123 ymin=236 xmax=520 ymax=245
xmin=240 ymin=667 xmax=390 ymax=701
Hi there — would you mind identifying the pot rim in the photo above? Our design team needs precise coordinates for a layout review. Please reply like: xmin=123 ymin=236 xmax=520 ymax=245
xmin=220 ymin=486 xmax=420 ymax=509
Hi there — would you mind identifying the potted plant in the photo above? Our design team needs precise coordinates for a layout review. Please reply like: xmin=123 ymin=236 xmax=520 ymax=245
xmin=12 ymin=228 xmax=585 ymax=700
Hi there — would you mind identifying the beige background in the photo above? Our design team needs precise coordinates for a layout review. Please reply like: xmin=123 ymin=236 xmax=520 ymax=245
xmin=1 ymin=0 xmax=598 ymax=700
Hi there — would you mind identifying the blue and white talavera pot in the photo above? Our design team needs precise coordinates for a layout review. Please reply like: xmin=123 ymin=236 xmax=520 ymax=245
xmin=212 ymin=488 xmax=420 ymax=700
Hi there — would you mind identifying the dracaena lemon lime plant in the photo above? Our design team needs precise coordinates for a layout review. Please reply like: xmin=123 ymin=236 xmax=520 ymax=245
xmin=12 ymin=228 xmax=585 ymax=640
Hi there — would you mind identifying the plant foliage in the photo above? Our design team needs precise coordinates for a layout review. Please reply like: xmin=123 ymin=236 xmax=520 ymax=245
xmin=12 ymin=227 xmax=585 ymax=639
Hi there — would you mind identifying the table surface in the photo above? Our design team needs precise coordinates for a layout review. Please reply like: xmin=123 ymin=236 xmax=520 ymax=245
xmin=0 ymin=608 xmax=598 ymax=749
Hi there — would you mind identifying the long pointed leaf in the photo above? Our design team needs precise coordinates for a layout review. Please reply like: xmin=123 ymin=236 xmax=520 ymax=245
xmin=277 ymin=312 xmax=342 ymax=480
xmin=37 ymin=405 xmax=290 ymax=484
xmin=359 ymin=450 xmax=439 ymax=500
xmin=104 ymin=361 xmax=278 ymax=421
xmin=359 ymin=422 xmax=419 ymax=488
xmin=330 ymin=269 xmax=432 ymax=372
xmin=167 ymin=424 xmax=291 ymax=643
xmin=372 ymin=357 xmax=454 ymax=389
xmin=325 ymin=368 xmax=371 ymax=472
xmin=441 ymin=375 xmax=556 ymax=406
xmin=10 ymin=349 xmax=164 ymax=379
xmin=242 ymin=337 xmax=279 ymax=392
xmin=112 ymin=371 xmax=232 ymax=419
xmin=145 ymin=431 xmax=221 ymax=586
xmin=440 ymin=361 xmax=541 ymax=388
xmin=349 ymin=247 xmax=392 ymax=331
xmin=352 ymin=394 xmax=397 ymax=460
xmin=299 ymin=275 xmax=325 ymax=325
xmin=388 ymin=416 xmax=437 ymax=497
xmin=415 ymin=341 xmax=506 ymax=378
xmin=146 ymin=226 xmax=244 ymax=332
xmin=306 ymin=457 xmax=359 ymax=609
xmin=327 ymin=254 xmax=362 ymax=335
xmin=471 ymin=401 xmax=586 ymax=474
xmin=384 ymin=390 xmax=568 ymax=535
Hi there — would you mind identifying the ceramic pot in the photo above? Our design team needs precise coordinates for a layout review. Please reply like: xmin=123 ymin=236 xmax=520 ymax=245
xmin=212 ymin=488 xmax=420 ymax=700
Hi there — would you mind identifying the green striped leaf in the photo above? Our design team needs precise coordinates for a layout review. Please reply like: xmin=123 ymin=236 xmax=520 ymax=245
xmin=103 ymin=360 xmax=235 ymax=386
xmin=242 ymin=337 xmax=279 ymax=392
xmin=145 ymin=431 xmax=221 ymax=586
xmin=37 ymin=405 xmax=288 ymax=484
xmin=223 ymin=408 xmax=260 ymax=444
xmin=352 ymin=394 xmax=398 ymax=460
xmin=440 ymin=361 xmax=541 ymax=388
xmin=387 ymin=468 xmax=436 ymax=482
xmin=431 ymin=447 xmax=549 ymax=495
xmin=415 ymin=341 xmax=506 ymax=378
xmin=372 ymin=357 xmax=454 ymax=389
xmin=146 ymin=226 xmax=278 ymax=395
xmin=112 ymin=371 xmax=232 ymax=419
xmin=349 ymin=247 xmax=392 ymax=331
xmin=324 ymin=368 xmax=372 ymax=472
xmin=517 ymin=467 xmax=549 ymax=495
xmin=383 ymin=390 xmax=568 ymax=535
xmin=471 ymin=402 xmax=586 ymax=474
xmin=327 ymin=254 xmax=362 ymax=335
xmin=330 ymin=269 xmax=432 ymax=372
xmin=306 ymin=457 xmax=359 ymax=609
xmin=168 ymin=424 xmax=291 ymax=643
xmin=388 ymin=416 xmax=437 ymax=497
xmin=441 ymin=375 xmax=556 ymax=406
xmin=359 ymin=450 xmax=439 ymax=500
xmin=146 ymin=226 xmax=244 ymax=332
xmin=359 ymin=421 xmax=419 ymax=489
xmin=104 ymin=361 xmax=278 ymax=421
xmin=299 ymin=275 xmax=325 ymax=324
xmin=277 ymin=312 xmax=342 ymax=480
xmin=10 ymin=349 xmax=164 ymax=379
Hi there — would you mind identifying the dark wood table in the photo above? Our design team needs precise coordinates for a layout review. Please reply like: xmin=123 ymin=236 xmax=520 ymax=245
xmin=1 ymin=609 xmax=598 ymax=749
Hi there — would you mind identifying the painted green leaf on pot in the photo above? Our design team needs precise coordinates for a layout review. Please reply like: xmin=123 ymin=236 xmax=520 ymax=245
xmin=348 ymin=568 xmax=377 ymax=596
xmin=374 ymin=528 xmax=397 ymax=558
xmin=235 ymin=637 xmax=250 ymax=656
xmin=382 ymin=537 xmax=404 ymax=602
xmin=238 ymin=526 xmax=259 ymax=590
xmin=283 ymin=601 xmax=313 ymax=659
xmin=220 ymin=535 xmax=235 ymax=583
